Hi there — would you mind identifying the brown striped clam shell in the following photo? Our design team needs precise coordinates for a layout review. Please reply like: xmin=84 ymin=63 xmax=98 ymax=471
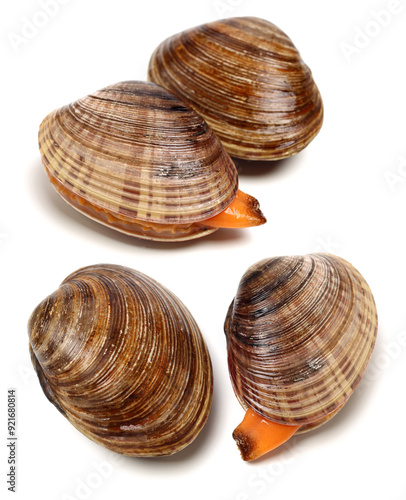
xmin=38 ymin=80 xmax=240 ymax=241
xmin=224 ymin=253 xmax=377 ymax=433
xmin=148 ymin=17 xmax=323 ymax=161
xmin=28 ymin=264 xmax=213 ymax=456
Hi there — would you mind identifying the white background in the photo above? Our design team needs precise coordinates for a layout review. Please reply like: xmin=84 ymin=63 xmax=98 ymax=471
xmin=1 ymin=0 xmax=406 ymax=499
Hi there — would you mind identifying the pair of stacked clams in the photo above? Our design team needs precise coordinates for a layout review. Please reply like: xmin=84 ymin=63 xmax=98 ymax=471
xmin=38 ymin=17 xmax=323 ymax=242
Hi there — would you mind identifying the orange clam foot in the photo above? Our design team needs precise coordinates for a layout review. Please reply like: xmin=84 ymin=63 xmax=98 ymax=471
xmin=233 ymin=408 xmax=301 ymax=461
xmin=200 ymin=190 xmax=266 ymax=229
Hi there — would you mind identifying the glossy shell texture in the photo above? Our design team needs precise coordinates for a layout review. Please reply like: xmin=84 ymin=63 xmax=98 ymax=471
xmin=224 ymin=254 xmax=377 ymax=433
xmin=38 ymin=81 xmax=238 ymax=241
xmin=148 ymin=17 xmax=323 ymax=161
xmin=28 ymin=264 xmax=213 ymax=456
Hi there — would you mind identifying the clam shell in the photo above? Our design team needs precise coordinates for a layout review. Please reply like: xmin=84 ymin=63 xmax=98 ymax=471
xmin=38 ymin=81 xmax=238 ymax=241
xmin=148 ymin=17 xmax=323 ymax=161
xmin=28 ymin=264 xmax=213 ymax=456
xmin=224 ymin=254 xmax=377 ymax=432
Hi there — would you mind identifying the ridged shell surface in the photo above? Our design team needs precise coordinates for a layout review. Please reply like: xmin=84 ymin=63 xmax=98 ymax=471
xmin=28 ymin=264 xmax=213 ymax=456
xmin=224 ymin=254 xmax=377 ymax=432
xmin=38 ymin=81 xmax=238 ymax=241
xmin=148 ymin=17 xmax=323 ymax=160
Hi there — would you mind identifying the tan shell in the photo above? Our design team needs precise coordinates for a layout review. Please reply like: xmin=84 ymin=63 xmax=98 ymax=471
xmin=28 ymin=264 xmax=213 ymax=456
xmin=38 ymin=81 xmax=239 ymax=241
xmin=224 ymin=254 xmax=377 ymax=433
xmin=148 ymin=17 xmax=323 ymax=161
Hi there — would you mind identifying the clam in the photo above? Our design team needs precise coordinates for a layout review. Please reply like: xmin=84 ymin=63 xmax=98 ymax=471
xmin=38 ymin=81 xmax=266 ymax=241
xmin=224 ymin=253 xmax=377 ymax=460
xmin=148 ymin=16 xmax=323 ymax=161
xmin=28 ymin=264 xmax=213 ymax=457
